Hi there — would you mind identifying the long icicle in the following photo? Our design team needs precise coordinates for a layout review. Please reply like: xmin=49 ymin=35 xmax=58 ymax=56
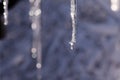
xmin=3 ymin=0 xmax=8 ymax=25
xmin=29 ymin=0 xmax=42 ymax=80
xmin=69 ymin=0 xmax=77 ymax=50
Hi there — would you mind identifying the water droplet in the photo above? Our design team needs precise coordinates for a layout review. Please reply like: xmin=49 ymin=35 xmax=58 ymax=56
xmin=31 ymin=23 xmax=37 ymax=30
xmin=35 ymin=9 xmax=41 ymax=16
xmin=32 ymin=53 xmax=37 ymax=58
xmin=29 ymin=10 xmax=34 ymax=16
xmin=36 ymin=63 xmax=41 ymax=69
xmin=31 ymin=48 xmax=37 ymax=53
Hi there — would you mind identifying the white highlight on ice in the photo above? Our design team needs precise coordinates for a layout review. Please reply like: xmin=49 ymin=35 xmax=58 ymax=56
xmin=111 ymin=0 xmax=119 ymax=11
xmin=3 ymin=0 xmax=8 ymax=25
xmin=69 ymin=0 xmax=77 ymax=50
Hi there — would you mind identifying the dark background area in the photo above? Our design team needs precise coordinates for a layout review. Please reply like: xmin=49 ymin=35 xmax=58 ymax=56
xmin=1 ymin=0 xmax=120 ymax=80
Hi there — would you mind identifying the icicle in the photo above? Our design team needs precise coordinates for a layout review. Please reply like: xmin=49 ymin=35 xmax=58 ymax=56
xmin=29 ymin=0 xmax=42 ymax=80
xmin=3 ymin=0 xmax=8 ymax=25
xmin=69 ymin=0 xmax=77 ymax=50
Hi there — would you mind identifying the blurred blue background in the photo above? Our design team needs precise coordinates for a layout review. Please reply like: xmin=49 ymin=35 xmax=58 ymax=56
xmin=1 ymin=0 xmax=120 ymax=80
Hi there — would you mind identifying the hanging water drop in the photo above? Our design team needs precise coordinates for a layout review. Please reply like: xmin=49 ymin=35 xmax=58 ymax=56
xmin=36 ymin=63 xmax=42 ymax=69
xmin=69 ymin=0 xmax=77 ymax=50
xmin=29 ymin=0 xmax=42 ymax=80
xmin=3 ymin=0 xmax=8 ymax=25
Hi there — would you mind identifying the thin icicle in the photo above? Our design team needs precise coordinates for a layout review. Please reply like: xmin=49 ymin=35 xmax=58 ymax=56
xmin=69 ymin=0 xmax=77 ymax=50
xmin=3 ymin=0 xmax=8 ymax=25
xmin=29 ymin=0 xmax=42 ymax=80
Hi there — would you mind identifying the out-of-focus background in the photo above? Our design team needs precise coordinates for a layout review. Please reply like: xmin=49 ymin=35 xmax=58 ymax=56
xmin=1 ymin=0 xmax=120 ymax=80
